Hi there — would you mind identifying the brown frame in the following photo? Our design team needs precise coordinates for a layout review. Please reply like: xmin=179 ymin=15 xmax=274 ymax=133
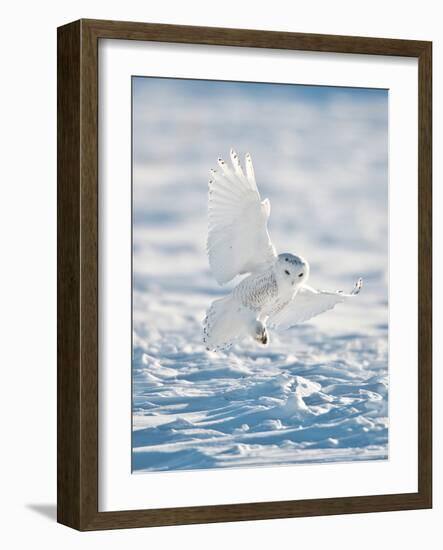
xmin=57 ymin=18 xmax=432 ymax=531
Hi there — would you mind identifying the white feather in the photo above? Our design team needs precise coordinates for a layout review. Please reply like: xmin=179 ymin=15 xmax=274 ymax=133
xmin=207 ymin=149 xmax=276 ymax=284
xmin=203 ymin=294 xmax=256 ymax=351
xmin=270 ymin=279 xmax=363 ymax=328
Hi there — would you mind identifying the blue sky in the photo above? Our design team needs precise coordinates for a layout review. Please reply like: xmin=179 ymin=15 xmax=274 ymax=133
xmin=133 ymin=75 xmax=387 ymax=105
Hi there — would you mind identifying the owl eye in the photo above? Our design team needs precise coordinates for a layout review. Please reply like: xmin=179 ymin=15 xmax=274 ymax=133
xmin=298 ymin=273 xmax=304 ymax=278
xmin=284 ymin=270 xmax=290 ymax=275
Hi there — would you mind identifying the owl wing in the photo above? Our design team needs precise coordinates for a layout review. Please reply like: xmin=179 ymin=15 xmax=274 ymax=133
xmin=207 ymin=149 xmax=277 ymax=285
xmin=270 ymin=278 xmax=362 ymax=329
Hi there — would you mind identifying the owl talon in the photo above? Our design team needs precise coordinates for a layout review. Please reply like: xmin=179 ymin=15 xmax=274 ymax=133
xmin=255 ymin=322 xmax=269 ymax=345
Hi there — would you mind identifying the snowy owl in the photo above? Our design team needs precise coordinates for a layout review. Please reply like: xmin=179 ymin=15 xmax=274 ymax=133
xmin=203 ymin=149 xmax=362 ymax=351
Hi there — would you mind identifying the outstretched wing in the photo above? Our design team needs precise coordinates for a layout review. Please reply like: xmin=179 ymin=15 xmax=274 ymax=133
xmin=270 ymin=278 xmax=362 ymax=329
xmin=203 ymin=294 xmax=257 ymax=351
xmin=207 ymin=149 xmax=277 ymax=285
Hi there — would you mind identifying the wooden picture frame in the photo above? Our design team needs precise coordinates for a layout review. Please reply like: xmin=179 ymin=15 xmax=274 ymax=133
xmin=57 ymin=18 xmax=432 ymax=530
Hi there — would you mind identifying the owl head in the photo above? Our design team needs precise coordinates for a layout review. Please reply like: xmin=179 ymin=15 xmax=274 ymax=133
xmin=276 ymin=253 xmax=310 ymax=286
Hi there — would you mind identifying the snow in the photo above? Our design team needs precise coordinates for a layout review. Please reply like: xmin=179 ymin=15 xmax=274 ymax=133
xmin=132 ymin=77 xmax=388 ymax=472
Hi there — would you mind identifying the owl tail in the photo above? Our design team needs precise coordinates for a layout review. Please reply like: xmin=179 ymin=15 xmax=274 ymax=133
xmin=203 ymin=294 xmax=256 ymax=351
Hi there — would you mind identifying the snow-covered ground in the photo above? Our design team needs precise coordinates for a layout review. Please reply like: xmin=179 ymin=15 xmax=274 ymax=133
xmin=132 ymin=77 xmax=389 ymax=472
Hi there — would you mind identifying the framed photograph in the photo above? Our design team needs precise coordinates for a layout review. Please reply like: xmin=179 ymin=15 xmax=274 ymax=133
xmin=57 ymin=19 xmax=432 ymax=530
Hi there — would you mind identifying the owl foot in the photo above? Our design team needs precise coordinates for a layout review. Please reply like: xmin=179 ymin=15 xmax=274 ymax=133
xmin=255 ymin=321 xmax=269 ymax=346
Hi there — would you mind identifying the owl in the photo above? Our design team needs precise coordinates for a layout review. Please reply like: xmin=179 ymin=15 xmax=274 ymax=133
xmin=203 ymin=149 xmax=362 ymax=351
